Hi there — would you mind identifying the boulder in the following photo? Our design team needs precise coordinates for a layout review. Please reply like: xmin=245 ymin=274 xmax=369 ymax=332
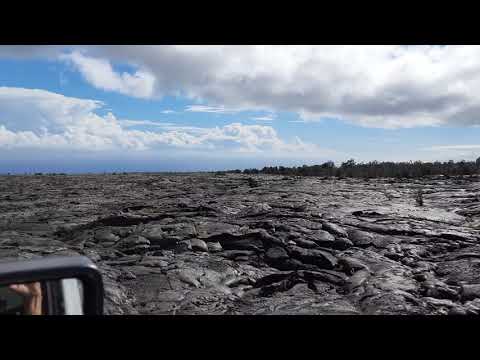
xmin=461 ymin=284 xmax=480 ymax=301
xmin=348 ymin=229 xmax=375 ymax=247
xmin=321 ymin=221 xmax=348 ymax=238
xmin=176 ymin=240 xmax=192 ymax=253
xmin=207 ymin=241 xmax=223 ymax=253
xmin=288 ymin=246 xmax=338 ymax=270
xmin=116 ymin=235 xmax=150 ymax=255
xmin=141 ymin=225 xmax=164 ymax=243
xmin=338 ymin=256 xmax=370 ymax=274
xmin=310 ymin=230 xmax=335 ymax=246
xmin=333 ymin=237 xmax=354 ymax=250
xmin=196 ymin=221 xmax=244 ymax=240
xmin=221 ymin=250 xmax=255 ymax=259
xmin=266 ymin=247 xmax=289 ymax=262
xmin=94 ymin=230 xmax=120 ymax=243
xmin=191 ymin=239 xmax=209 ymax=252
xmin=238 ymin=203 xmax=272 ymax=217
xmin=293 ymin=238 xmax=318 ymax=249
xmin=139 ymin=256 xmax=169 ymax=268
xmin=117 ymin=235 xmax=150 ymax=249
xmin=123 ymin=245 xmax=150 ymax=255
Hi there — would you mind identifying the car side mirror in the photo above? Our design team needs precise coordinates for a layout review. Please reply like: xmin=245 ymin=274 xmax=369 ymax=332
xmin=0 ymin=256 xmax=104 ymax=315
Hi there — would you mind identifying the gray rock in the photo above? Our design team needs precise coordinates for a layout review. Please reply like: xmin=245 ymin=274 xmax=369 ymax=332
xmin=123 ymin=245 xmax=150 ymax=255
xmin=221 ymin=250 xmax=255 ymax=259
xmin=177 ymin=270 xmax=201 ymax=288
xmin=104 ymin=255 xmax=141 ymax=266
xmin=207 ymin=241 xmax=223 ymax=252
xmin=448 ymin=306 xmax=467 ymax=315
xmin=463 ymin=298 xmax=480 ymax=314
xmin=219 ymin=236 xmax=264 ymax=251
xmin=4 ymin=172 xmax=480 ymax=315
xmin=345 ymin=269 xmax=370 ymax=292
xmin=238 ymin=203 xmax=272 ymax=217
xmin=141 ymin=225 xmax=164 ymax=242
xmin=348 ymin=229 xmax=375 ymax=247
xmin=100 ymin=241 xmax=117 ymax=248
xmin=338 ymin=256 xmax=370 ymax=274
xmin=310 ymin=230 xmax=336 ymax=246
xmin=333 ymin=237 xmax=354 ymax=250
xmin=421 ymin=280 xmax=459 ymax=300
xmin=139 ymin=256 xmax=169 ymax=268
xmin=191 ymin=239 xmax=208 ymax=252
xmin=196 ymin=221 xmax=244 ymax=240
xmin=175 ymin=240 xmax=192 ymax=253
xmin=288 ymin=246 xmax=338 ymax=269
xmin=117 ymin=235 xmax=150 ymax=248
xmin=94 ymin=230 xmax=120 ymax=243
xmin=266 ymin=247 xmax=289 ymax=261
xmin=120 ymin=269 xmax=137 ymax=280
xmin=461 ymin=284 xmax=480 ymax=301
xmin=294 ymin=238 xmax=318 ymax=249
xmin=300 ymin=269 xmax=348 ymax=285
xmin=162 ymin=223 xmax=197 ymax=239
xmin=423 ymin=297 xmax=456 ymax=308
xmin=321 ymin=221 xmax=348 ymax=237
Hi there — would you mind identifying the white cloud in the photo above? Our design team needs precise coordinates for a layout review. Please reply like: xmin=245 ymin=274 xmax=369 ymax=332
xmin=251 ymin=114 xmax=275 ymax=122
xmin=6 ymin=45 xmax=480 ymax=129
xmin=0 ymin=87 xmax=103 ymax=133
xmin=0 ymin=87 xmax=331 ymax=158
xmin=288 ymin=120 xmax=310 ymax=124
xmin=185 ymin=105 xmax=240 ymax=114
xmin=118 ymin=119 xmax=174 ymax=128
xmin=161 ymin=109 xmax=176 ymax=114
xmin=46 ymin=45 xmax=480 ymax=129
xmin=60 ymin=51 xmax=156 ymax=99
xmin=422 ymin=145 xmax=480 ymax=151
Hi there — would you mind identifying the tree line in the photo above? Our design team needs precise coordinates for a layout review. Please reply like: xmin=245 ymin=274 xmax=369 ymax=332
xmin=223 ymin=158 xmax=480 ymax=178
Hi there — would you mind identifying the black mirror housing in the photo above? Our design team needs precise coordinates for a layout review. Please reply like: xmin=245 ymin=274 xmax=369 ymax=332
xmin=0 ymin=256 xmax=104 ymax=315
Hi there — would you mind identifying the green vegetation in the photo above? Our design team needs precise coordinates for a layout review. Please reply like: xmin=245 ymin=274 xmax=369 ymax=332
xmin=226 ymin=157 xmax=480 ymax=179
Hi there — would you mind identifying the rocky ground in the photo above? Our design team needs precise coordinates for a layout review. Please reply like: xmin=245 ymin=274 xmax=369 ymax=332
xmin=1 ymin=172 xmax=480 ymax=315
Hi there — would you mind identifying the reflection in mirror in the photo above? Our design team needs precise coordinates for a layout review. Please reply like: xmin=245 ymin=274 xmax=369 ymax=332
xmin=0 ymin=278 xmax=84 ymax=315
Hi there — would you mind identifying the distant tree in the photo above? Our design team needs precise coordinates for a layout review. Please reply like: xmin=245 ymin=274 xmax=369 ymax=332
xmin=341 ymin=159 xmax=356 ymax=168
xmin=253 ymin=158 xmax=479 ymax=179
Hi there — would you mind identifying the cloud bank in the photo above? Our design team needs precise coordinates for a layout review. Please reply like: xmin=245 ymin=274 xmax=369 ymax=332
xmin=3 ymin=45 xmax=480 ymax=129
xmin=0 ymin=87 xmax=330 ymax=159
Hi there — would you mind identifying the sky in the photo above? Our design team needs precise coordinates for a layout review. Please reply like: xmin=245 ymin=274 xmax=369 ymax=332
xmin=1 ymin=45 xmax=480 ymax=173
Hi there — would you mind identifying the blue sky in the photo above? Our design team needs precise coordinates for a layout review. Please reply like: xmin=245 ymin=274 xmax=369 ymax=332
xmin=1 ymin=45 xmax=480 ymax=173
